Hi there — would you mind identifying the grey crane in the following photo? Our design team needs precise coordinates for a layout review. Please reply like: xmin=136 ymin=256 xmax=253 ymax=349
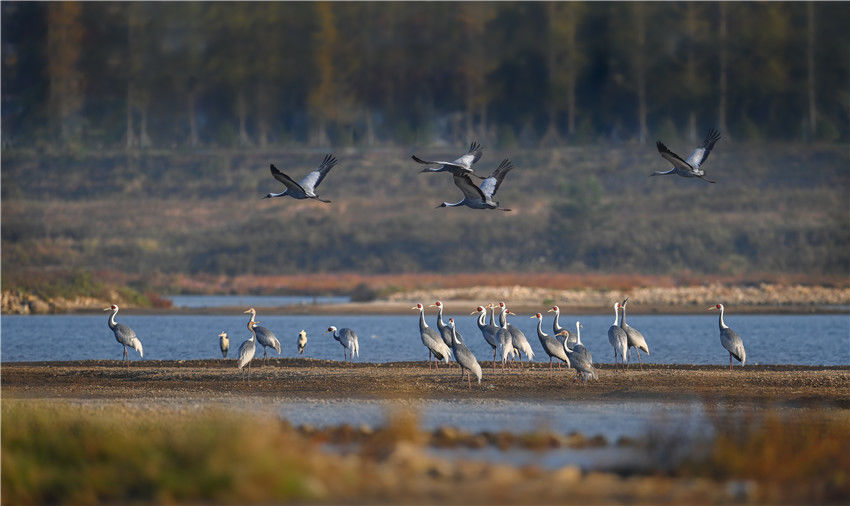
xmin=471 ymin=305 xmax=500 ymax=371
xmin=412 ymin=303 xmax=451 ymax=369
xmin=244 ymin=308 xmax=281 ymax=362
xmin=437 ymin=159 xmax=514 ymax=211
xmin=448 ymin=318 xmax=483 ymax=388
xmin=264 ymin=153 xmax=338 ymax=202
xmin=498 ymin=301 xmax=535 ymax=364
xmin=412 ymin=141 xmax=484 ymax=178
xmin=608 ymin=302 xmax=629 ymax=368
xmin=104 ymin=304 xmax=143 ymax=363
xmin=559 ymin=321 xmax=597 ymax=381
xmin=219 ymin=331 xmax=229 ymax=358
xmin=297 ymin=330 xmax=308 ymax=355
xmin=432 ymin=300 xmax=464 ymax=347
xmin=651 ymin=128 xmax=720 ymax=183
xmin=237 ymin=318 xmax=257 ymax=374
xmin=326 ymin=326 xmax=359 ymax=362
xmin=496 ymin=305 xmax=517 ymax=369
xmin=531 ymin=312 xmax=570 ymax=371
xmin=620 ymin=297 xmax=650 ymax=368
xmin=548 ymin=305 xmax=577 ymax=348
xmin=708 ymin=304 xmax=746 ymax=369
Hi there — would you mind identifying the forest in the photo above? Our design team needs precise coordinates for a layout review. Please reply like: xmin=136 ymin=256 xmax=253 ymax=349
xmin=2 ymin=2 xmax=848 ymax=149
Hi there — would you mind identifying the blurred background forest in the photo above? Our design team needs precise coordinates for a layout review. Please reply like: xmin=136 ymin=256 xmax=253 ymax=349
xmin=2 ymin=2 xmax=849 ymax=295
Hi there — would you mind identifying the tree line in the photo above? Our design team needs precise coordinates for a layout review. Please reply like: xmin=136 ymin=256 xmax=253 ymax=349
xmin=3 ymin=2 xmax=848 ymax=150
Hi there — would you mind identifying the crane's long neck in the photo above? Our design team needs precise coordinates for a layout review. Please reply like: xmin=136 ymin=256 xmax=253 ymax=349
xmin=500 ymin=308 xmax=508 ymax=329
xmin=436 ymin=306 xmax=446 ymax=330
xmin=107 ymin=308 xmax=118 ymax=329
xmin=442 ymin=200 xmax=464 ymax=207
xmin=489 ymin=307 xmax=496 ymax=326
xmin=612 ymin=306 xmax=620 ymax=326
xmin=621 ymin=304 xmax=628 ymax=326
xmin=535 ymin=318 xmax=546 ymax=339
xmin=418 ymin=309 xmax=429 ymax=331
xmin=333 ymin=329 xmax=341 ymax=341
xmin=553 ymin=308 xmax=562 ymax=332
xmin=719 ymin=307 xmax=728 ymax=329
xmin=575 ymin=322 xmax=582 ymax=345
xmin=450 ymin=325 xmax=458 ymax=346
xmin=477 ymin=311 xmax=487 ymax=330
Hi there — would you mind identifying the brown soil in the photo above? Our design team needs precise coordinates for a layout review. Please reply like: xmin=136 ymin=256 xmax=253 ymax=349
xmin=3 ymin=360 xmax=848 ymax=405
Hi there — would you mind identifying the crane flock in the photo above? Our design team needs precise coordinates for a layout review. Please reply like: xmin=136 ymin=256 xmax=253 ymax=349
xmin=102 ymin=134 xmax=750 ymax=384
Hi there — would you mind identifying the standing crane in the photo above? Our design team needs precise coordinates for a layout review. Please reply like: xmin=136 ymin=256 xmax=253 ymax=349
xmin=411 ymin=141 xmax=485 ymax=178
xmin=244 ymin=308 xmax=281 ymax=362
xmin=104 ymin=304 xmax=143 ymax=363
xmin=651 ymin=129 xmax=721 ymax=183
xmin=548 ymin=305 xmax=577 ymax=348
xmin=471 ymin=305 xmax=500 ymax=371
xmin=326 ymin=326 xmax=359 ymax=362
xmin=237 ymin=318 xmax=257 ymax=374
xmin=448 ymin=318 xmax=482 ymax=388
xmin=531 ymin=313 xmax=570 ymax=371
xmin=620 ymin=297 xmax=650 ymax=368
xmin=433 ymin=300 xmax=464 ymax=346
xmin=559 ymin=321 xmax=597 ymax=381
xmin=708 ymin=304 xmax=746 ymax=369
xmin=437 ymin=159 xmax=514 ymax=211
xmin=263 ymin=153 xmax=338 ymax=202
xmin=412 ymin=303 xmax=451 ymax=369
xmin=297 ymin=330 xmax=308 ymax=355
xmin=219 ymin=331 xmax=229 ymax=358
xmin=608 ymin=302 xmax=629 ymax=368
xmin=496 ymin=305 xmax=516 ymax=370
xmin=499 ymin=302 xmax=535 ymax=365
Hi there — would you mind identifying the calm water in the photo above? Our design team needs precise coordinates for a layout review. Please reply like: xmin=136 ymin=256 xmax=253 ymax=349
xmin=167 ymin=294 xmax=350 ymax=308
xmin=2 ymin=312 xmax=848 ymax=365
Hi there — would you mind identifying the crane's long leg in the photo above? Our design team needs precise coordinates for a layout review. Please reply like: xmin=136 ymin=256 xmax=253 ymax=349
xmin=467 ymin=371 xmax=471 ymax=389
xmin=729 ymin=353 xmax=733 ymax=370
xmin=429 ymin=350 xmax=433 ymax=371
xmin=122 ymin=346 xmax=127 ymax=362
xmin=637 ymin=350 xmax=643 ymax=369
xmin=492 ymin=348 xmax=497 ymax=371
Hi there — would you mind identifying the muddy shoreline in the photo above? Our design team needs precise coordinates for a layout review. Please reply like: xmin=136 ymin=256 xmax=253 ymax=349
xmin=3 ymin=360 xmax=849 ymax=405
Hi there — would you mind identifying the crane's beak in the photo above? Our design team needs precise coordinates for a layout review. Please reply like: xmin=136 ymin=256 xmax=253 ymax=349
xmin=103 ymin=307 xmax=111 ymax=311
xmin=547 ymin=308 xmax=554 ymax=312
xmin=529 ymin=315 xmax=536 ymax=319
xmin=428 ymin=304 xmax=436 ymax=307
xmin=707 ymin=306 xmax=717 ymax=311
xmin=470 ymin=310 xmax=478 ymax=315
xmin=623 ymin=297 xmax=630 ymax=304
xmin=243 ymin=309 xmax=253 ymax=314
xmin=508 ymin=311 xmax=516 ymax=316
xmin=579 ymin=323 xmax=583 ymax=328
xmin=411 ymin=306 xmax=420 ymax=310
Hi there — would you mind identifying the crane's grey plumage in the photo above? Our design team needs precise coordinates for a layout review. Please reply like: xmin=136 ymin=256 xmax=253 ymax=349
xmin=297 ymin=330 xmax=308 ymax=355
xmin=438 ymin=159 xmax=514 ymax=211
xmin=412 ymin=141 xmax=485 ymax=178
xmin=560 ymin=321 xmax=597 ymax=381
xmin=433 ymin=301 xmax=464 ymax=347
xmin=651 ymin=129 xmax=720 ymax=183
xmin=608 ymin=302 xmax=629 ymax=367
xmin=413 ymin=303 xmax=450 ymax=369
xmin=709 ymin=303 xmax=746 ymax=369
xmin=496 ymin=305 xmax=516 ymax=369
xmin=219 ymin=331 xmax=229 ymax=358
xmin=264 ymin=153 xmax=337 ymax=202
xmin=620 ymin=297 xmax=650 ymax=368
xmin=327 ymin=326 xmax=359 ymax=362
xmin=548 ymin=305 xmax=577 ymax=348
xmin=104 ymin=304 xmax=143 ymax=363
xmin=499 ymin=302 xmax=534 ymax=363
xmin=531 ymin=313 xmax=570 ymax=371
xmin=237 ymin=318 xmax=257 ymax=373
xmin=472 ymin=305 xmax=500 ymax=371
xmin=244 ymin=308 xmax=281 ymax=361
xmin=448 ymin=318 xmax=482 ymax=388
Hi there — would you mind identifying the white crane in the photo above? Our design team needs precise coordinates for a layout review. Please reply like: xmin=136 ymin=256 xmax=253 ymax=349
xmin=437 ymin=159 xmax=514 ymax=211
xmin=531 ymin=312 xmax=570 ymax=371
xmin=326 ymin=326 xmax=359 ymax=362
xmin=548 ymin=305 xmax=577 ymax=348
xmin=651 ymin=129 xmax=720 ymax=183
xmin=496 ymin=305 xmax=516 ymax=370
xmin=237 ymin=318 xmax=257 ymax=374
xmin=448 ymin=318 xmax=482 ymax=388
xmin=219 ymin=331 xmax=229 ymax=358
xmin=264 ymin=153 xmax=338 ymax=202
xmin=412 ymin=303 xmax=451 ymax=369
xmin=244 ymin=308 xmax=281 ymax=362
xmin=433 ymin=300 xmax=464 ymax=347
xmin=608 ymin=302 xmax=629 ymax=368
xmin=104 ymin=304 xmax=143 ymax=363
xmin=620 ymin=297 xmax=650 ymax=368
xmin=411 ymin=141 xmax=484 ymax=178
xmin=708 ymin=304 xmax=746 ymax=369
xmin=297 ymin=330 xmax=308 ymax=355
xmin=471 ymin=305 xmax=500 ymax=371
xmin=499 ymin=302 xmax=535 ymax=365
xmin=559 ymin=321 xmax=597 ymax=381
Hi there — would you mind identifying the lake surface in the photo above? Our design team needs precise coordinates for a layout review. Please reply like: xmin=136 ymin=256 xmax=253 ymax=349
xmin=2 ymin=312 xmax=848 ymax=365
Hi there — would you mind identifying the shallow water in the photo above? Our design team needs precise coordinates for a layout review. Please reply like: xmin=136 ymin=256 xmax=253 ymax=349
xmin=2 ymin=312 xmax=848 ymax=365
